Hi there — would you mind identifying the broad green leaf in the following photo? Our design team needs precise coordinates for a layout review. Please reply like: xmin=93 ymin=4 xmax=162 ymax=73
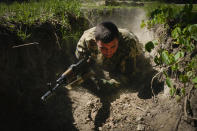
xmin=170 ymin=87 xmax=176 ymax=96
xmin=188 ymin=24 xmax=197 ymax=41
xmin=172 ymin=27 xmax=181 ymax=39
xmin=186 ymin=71 xmax=193 ymax=78
xmin=175 ymin=51 xmax=184 ymax=61
xmin=161 ymin=51 xmax=169 ymax=64
xmin=169 ymin=54 xmax=175 ymax=64
xmin=145 ymin=41 xmax=154 ymax=52
xmin=195 ymin=84 xmax=197 ymax=89
xmin=166 ymin=77 xmax=173 ymax=88
xmin=192 ymin=77 xmax=197 ymax=84
xmin=161 ymin=51 xmax=174 ymax=65
xmin=181 ymin=88 xmax=185 ymax=96
xmin=183 ymin=26 xmax=189 ymax=35
xmin=191 ymin=35 xmax=197 ymax=41
xmin=188 ymin=24 xmax=197 ymax=33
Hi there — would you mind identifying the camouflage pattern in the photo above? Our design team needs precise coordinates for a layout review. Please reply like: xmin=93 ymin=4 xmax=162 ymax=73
xmin=75 ymin=27 xmax=142 ymax=86
xmin=76 ymin=27 xmax=141 ymax=73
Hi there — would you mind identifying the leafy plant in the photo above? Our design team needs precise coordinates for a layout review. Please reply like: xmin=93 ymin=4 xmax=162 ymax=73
xmin=143 ymin=3 xmax=197 ymax=98
xmin=17 ymin=26 xmax=31 ymax=41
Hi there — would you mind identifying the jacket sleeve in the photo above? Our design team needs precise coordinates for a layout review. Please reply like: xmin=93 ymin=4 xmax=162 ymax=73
xmin=75 ymin=32 xmax=88 ymax=59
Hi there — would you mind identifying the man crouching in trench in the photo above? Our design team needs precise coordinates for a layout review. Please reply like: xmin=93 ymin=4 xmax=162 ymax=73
xmin=74 ymin=21 xmax=142 ymax=130
xmin=75 ymin=21 xmax=142 ymax=89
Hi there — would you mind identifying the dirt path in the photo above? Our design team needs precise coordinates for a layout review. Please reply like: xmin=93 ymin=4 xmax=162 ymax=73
xmin=67 ymin=84 xmax=196 ymax=131
xmin=64 ymin=51 xmax=197 ymax=131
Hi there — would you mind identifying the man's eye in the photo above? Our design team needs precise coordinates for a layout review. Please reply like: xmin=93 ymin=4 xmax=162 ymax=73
xmin=111 ymin=45 xmax=116 ymax=49
xmin=101 ymin=47 xmax=107 ymax=51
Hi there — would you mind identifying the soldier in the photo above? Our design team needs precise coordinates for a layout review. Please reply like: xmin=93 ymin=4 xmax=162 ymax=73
xmin=75 ymin=21 xmax=142 ymax=88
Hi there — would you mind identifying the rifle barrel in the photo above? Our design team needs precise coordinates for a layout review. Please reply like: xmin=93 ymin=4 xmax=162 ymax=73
xmin=41 ymin=83 xmax=60 ymax=101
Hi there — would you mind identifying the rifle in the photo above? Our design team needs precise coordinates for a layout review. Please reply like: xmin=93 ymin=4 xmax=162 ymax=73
xmin=41 ymin=56 xmax=93 ymax=101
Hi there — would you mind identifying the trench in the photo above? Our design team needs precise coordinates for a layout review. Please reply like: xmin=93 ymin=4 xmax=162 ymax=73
xmin=0 ymin=6 xmax=162 ymax=131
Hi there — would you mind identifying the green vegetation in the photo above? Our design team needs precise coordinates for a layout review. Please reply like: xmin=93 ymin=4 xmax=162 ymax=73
xmin=143 ymin=3 xmax=197 ymax=98
xmin=0 ymin=0 xmax=82 ymax=41
xmin=0 ymin=0 xmax=81 ymax=25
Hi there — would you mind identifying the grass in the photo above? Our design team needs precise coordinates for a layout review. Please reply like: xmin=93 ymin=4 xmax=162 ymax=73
xmin=0 ymin=0 xmax=83 ymax=41
xmin=143 ymin=2 xmax=197 ymax=19
xmin=0 ymin=0 xmax=81 ymax=25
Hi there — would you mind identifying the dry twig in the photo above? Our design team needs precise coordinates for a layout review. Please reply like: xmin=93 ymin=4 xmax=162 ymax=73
xmin=12 ymin=42 xmax=39 ymax=48
xmin=150 ymin=67 xmax=169 ymax=102
xmin=150 ymin=58 xmax=184 ymax=102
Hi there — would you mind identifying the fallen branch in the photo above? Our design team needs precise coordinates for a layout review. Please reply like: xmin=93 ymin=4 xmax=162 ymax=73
xmin=12 ymin=42 xmax=39 ymax=48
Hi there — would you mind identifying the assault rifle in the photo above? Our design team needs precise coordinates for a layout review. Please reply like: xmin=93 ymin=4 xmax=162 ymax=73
xmin=41 ymin=56 xmax=93 ymax=101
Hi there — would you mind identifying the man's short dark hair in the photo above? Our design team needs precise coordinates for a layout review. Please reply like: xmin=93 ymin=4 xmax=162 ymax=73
xmin=95 ymin=21 xmax=119 ymax=43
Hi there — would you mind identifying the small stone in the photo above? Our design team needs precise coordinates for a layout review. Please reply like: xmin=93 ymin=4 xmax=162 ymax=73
xmin=137 ymin=124 xmax=145 ymax=131
xmin=160 ymin=124 xmax=164 ymax=128
xmin=136 ymin=116 xmax=144 ymax=122
xmin=147 ymin=113 xmax=151 ymax=117
xmin=98 ymin=127 xmax=102 ymax=131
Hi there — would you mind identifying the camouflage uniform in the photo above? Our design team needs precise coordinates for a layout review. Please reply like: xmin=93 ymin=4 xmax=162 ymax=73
xmin=75 ymin=27 xmax=142 ymax=87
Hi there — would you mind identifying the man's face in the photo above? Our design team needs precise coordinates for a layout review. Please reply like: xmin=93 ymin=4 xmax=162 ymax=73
xmin=96 ymin=38 xmax=118 ymax=58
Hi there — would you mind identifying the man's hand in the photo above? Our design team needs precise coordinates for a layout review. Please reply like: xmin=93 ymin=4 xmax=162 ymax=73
xmin=99 ymin=78 xmax=120 ymax=88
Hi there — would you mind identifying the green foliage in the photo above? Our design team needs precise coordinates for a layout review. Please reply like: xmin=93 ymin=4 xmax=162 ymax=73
xmin=188 ymin=24 xmax=197 ymax=41
xmin=17 ymin=26 xmax=31 ymax=41
xmin=143 ymin=3 xmax=197 ymax=98
xmin=192 ymin=77 xmax=197 ymax=84
xmin=0 ymin=0 xmax=81 ymax=25
xmin=145 ymin=41 xmax=155 ymax=52
xmin=161 ymin=50 xmax=175 ymax=65
xmin=0 ymin=0 xmax=82 ymax=41
xmin=174 ymin=51 xmax=184 ymax=61
xmin=166 ymin=77 xmax=173 ymax=88
xmin=170 ymin=87 xmax=176 ymax=96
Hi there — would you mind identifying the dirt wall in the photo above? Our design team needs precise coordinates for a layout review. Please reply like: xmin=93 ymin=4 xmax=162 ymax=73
xmin=0 ymin=17 xmax=88 ymax=131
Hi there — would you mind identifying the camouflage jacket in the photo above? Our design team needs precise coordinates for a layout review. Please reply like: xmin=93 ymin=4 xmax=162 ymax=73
xmin=75 ymin=27 xmax=142 ymax=76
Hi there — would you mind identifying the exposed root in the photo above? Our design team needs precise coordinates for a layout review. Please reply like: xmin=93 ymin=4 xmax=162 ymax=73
xmin=184 ymin=86 xmax=197 ymax=121
xmin=174 ymin=112 xmax=183 ymax=131
xmin=150 ymin=71 xmax=161 ymax=101
xmin=12 ymin=42 xmax=39 ymax=48
xmin=54 ymin=32 xmax=61 ymax=50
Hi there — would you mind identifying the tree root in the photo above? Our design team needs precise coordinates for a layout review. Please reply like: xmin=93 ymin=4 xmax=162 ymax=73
xmin=174 ymin=112 xmax=183 ymax=131
xmin=12 ymin=42 xmax=39 ymax=48
xmin=184 ymin=86 xmax=197 ymax=120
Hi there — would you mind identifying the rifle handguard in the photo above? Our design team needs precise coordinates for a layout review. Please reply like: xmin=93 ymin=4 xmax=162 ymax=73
xmin=41 ymin=56 xmax=94 ymax=101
